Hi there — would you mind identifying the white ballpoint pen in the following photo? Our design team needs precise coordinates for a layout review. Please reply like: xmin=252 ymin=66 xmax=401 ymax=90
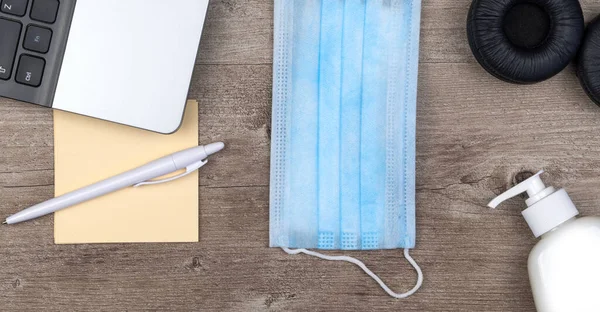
xmin=3 ymin=142 xmax=225 ymax=225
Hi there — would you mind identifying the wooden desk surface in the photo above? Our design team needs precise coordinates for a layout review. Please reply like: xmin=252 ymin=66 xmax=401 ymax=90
xmin=2 ymin=1 xmax=600 ymax=311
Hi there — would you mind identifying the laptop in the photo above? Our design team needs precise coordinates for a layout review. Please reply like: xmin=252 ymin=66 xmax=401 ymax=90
xmin=0 ymin=0 xmax=209 ymax=134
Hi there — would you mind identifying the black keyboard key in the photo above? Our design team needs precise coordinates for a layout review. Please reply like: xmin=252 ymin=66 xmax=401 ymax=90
xmin=1 ymin=0 xmax=28 ymax=17
xmin=30 ymin=0 xmax=58 ymax=23
xmin=0 ymin=18 xmax=21 ymax=80
xmin=24 ymin=25 xmax=51 ymax=53
xmin=16 ymin=54 xmax=44 ymax=86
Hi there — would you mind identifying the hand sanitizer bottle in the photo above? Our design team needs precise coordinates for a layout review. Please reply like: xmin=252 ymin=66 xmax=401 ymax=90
xmin=489 ymin=170 xmax=600 ymax=312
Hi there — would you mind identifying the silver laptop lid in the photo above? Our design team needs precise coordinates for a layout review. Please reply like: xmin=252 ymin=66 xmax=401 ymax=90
xmin=52 ymin=0 xmax=209 ymax=134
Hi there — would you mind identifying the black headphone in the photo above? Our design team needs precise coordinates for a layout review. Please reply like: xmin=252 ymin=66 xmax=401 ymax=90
xmin=467 ymin=0 xmax=600 ymax=104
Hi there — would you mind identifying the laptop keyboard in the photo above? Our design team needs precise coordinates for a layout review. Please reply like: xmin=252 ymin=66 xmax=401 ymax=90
xmin=0 ymin=0 xmax=75 ymax=107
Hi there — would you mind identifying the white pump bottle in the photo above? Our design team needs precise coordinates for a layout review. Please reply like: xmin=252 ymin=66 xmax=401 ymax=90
xmin=489 ymin=170 xmax=600 ymax=312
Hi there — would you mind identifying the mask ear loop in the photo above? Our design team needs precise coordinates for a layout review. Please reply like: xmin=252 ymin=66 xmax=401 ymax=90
xmin=281 ymin=247 xmax=423 ymax=299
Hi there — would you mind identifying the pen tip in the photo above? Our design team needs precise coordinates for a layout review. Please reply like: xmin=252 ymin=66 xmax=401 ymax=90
xmin=2 ymin=221 xmax=7 ymax=225
xmin=204 ymin=142 xmax=225 ymax=156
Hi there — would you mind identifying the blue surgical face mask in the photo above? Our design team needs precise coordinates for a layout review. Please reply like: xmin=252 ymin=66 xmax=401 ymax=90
xmin=270 ymin=0 xmax=422 ymax=298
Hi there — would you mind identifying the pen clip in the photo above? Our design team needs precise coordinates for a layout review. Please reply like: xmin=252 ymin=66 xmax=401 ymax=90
xmin=133 ymin=160 xmax=208 ymax=187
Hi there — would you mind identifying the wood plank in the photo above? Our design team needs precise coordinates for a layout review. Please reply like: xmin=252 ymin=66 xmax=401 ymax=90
xmin=196 ymin=0 xmax=273 ymax=65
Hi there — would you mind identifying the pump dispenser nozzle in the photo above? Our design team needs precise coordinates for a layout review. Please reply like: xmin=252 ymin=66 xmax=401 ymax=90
xmin=488 ymin=170 xmax=556 ymax=208
xmin=488 ymin=170 xmax=579 ymax=237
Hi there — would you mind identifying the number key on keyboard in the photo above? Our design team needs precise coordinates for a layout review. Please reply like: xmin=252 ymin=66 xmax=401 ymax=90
xmin=30 ymin=0 xmax=58 ymax=23
xmin=1 ymin=0 xmax=28 ymax=17
xmin=0 ymin=18 xmax=21 ymax=80
xmin=16 ymin=54 xmax=44 ymax=87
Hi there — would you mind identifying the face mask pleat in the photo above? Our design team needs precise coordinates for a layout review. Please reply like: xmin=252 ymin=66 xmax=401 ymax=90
xmin=338 ymin=1 xmax=366 ymax=250
xmin=316 ymin=0 xmax=343 ymax=250
xmin=359 ymin=0 xmax=390 ymax=250
xmin=287 ymin=0 xmax=322 ymax=248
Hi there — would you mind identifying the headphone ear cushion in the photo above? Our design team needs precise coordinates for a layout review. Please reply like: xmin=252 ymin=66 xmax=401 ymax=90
xmin=578 ymin=17 xmax=600 ymax=106
xmin=467 ymin=0 xmax=584 ymax=84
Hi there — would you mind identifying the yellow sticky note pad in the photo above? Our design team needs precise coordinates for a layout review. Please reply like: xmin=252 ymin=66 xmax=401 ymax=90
xmin=54 ymin=101 xmax=199 ymax=244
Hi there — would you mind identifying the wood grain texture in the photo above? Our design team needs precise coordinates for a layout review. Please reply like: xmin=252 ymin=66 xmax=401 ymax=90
xmin=2 ymin=0 xmax=600 ymax=311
